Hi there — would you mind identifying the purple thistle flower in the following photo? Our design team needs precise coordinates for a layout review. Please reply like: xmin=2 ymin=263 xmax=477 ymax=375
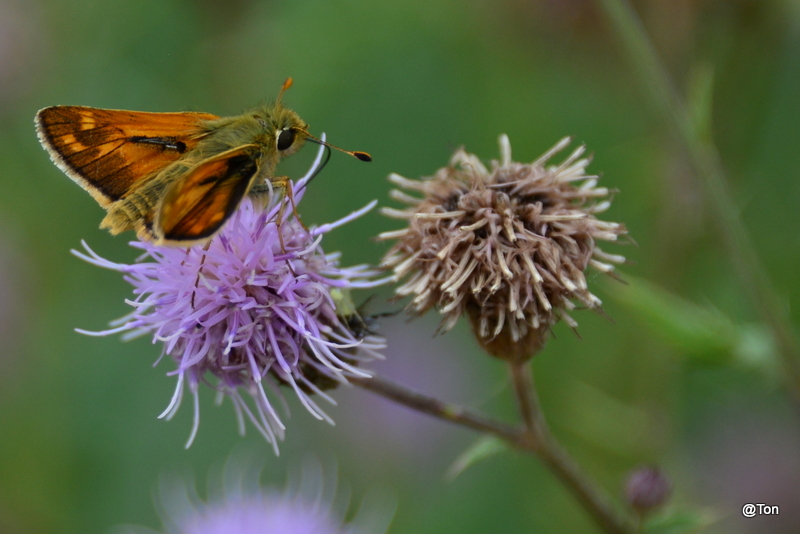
xmin=174 ymin=495 xmax=351 ymax=534
xmin=73 ymin=140 xmax=387 ymax=452
xmin=118 ymin=457 xmax=393 ymax=534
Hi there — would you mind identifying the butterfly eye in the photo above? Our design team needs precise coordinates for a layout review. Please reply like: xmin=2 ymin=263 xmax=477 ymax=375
xmin=277 ymin=129 xmax=295 ymax=151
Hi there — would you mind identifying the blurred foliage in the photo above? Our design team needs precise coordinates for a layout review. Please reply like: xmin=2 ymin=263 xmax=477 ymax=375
xmin=606 ymin=275 xmax=778 ymax=374
xmin=446 ymin=436 xmax=509 ymax=482
xmin=0 ymin=0 xmax=799 ymax=533
xmin=642 ymin=508 xmax=718 ymax=534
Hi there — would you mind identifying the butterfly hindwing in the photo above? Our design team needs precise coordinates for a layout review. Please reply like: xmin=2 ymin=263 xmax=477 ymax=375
xmin=35 ymin=106 xmax=219 ymax=207
xmin=155 ymin=145 xmax=261 ymax=244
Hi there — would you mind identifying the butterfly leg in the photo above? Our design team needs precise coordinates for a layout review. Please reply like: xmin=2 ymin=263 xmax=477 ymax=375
xmin=271 ymin=177 xmax=309 ymax=231
xmin=190 ymin=241 xmax=212 ymax=309
xmin=252 ymin=177 xmax=310 ymax=253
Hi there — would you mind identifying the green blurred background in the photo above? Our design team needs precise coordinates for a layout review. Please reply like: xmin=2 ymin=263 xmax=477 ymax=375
xmin=0 ymin=0 xmax=798 ymax=532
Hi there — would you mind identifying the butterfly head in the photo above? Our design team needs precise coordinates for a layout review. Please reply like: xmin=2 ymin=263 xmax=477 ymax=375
xmin=262 ymin=105 xmax=308 ymax=158
xmin=259 ymin=77 xmax=371 ymax=164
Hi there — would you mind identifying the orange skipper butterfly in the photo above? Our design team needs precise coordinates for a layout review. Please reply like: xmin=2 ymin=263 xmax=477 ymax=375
xmin=35 ymin=78 xmax=370 ymax=246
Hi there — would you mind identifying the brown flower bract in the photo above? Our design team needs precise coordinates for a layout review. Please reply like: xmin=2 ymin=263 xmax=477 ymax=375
xmin=380 ymin=136 xmax=627 ymax=361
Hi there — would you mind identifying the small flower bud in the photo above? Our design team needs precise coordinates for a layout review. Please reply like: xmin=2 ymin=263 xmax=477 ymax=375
xmin=625 ymin=466 xmax=672 ymax=513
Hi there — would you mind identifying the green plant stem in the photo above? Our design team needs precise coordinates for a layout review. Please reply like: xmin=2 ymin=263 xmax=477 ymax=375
xmin=509 ymin=360 xmax=542 ymax=434
xmin=597 ymin=0 xmax=800 ymax=394
xmin=351 ymin=373 xmax=637 ymax=534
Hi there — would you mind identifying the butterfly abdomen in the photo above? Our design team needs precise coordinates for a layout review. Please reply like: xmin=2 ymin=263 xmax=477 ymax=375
xmin=101 ymin=168 xmax=178 ymax=235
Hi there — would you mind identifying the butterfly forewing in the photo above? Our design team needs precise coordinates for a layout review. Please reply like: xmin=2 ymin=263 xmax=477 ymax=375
xmin=36 ymin=106 xmax=218 ymax=206
xmin=155 ymin=146 xmax=261 ymax=244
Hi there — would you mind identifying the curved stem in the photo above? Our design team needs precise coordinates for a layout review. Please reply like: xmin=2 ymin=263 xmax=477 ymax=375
xmin=508 ymin=362 xmax=637 ymax=534
xmin=351 ymin=373 xmax=637 ymax=534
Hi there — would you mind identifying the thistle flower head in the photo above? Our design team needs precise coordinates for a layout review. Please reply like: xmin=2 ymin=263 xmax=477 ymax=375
xmin=75 ymin=141 xmax=386 ymax=452
xmin=121 ymin=457 xmax=391 ymax=534
xmin=379 ymin=135 xmax=627 ymax=361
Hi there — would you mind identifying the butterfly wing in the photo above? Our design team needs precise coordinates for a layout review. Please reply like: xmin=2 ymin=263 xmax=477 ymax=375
xmin=154 ymin=145 xmax=261 ymax=244
xmin=35 ymin=106 xmax=219 ymax=207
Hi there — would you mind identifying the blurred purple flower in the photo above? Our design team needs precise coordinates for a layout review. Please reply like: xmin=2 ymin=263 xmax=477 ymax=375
xmin=118 ymin=457 xmax=392 ymax=534
xmin=73 ymin=142 xmax=387 ymax=452
xmin=174 ymin=495 xmax=349 ymax=534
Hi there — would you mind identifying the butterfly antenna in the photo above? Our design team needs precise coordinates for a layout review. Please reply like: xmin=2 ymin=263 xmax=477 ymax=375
xmin=277 ymin=77 xmax=293 ymax=105
xmin=300 ymin=129 xmax=372 ymax=162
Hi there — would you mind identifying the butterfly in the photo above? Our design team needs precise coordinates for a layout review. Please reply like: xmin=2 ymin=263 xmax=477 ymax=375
xmin=35 ymin=78 xmax=370 ymax=246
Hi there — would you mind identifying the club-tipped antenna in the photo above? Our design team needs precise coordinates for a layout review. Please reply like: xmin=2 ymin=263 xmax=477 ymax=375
xmin=300 ymin=129 xmax=372 ymax=162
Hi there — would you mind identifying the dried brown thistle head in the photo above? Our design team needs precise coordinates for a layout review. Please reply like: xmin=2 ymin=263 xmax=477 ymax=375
xmin=378 ymin=135 xmax=627 ymax=361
